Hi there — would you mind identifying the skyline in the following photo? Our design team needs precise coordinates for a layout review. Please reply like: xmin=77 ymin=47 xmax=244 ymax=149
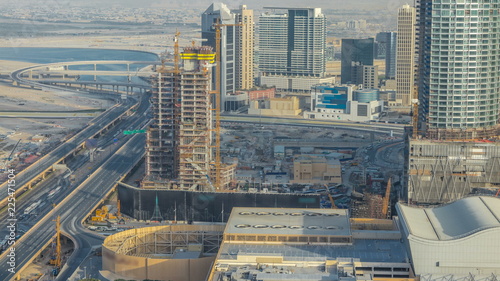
xmin=2 ymin=0 xmax=412 ymax=10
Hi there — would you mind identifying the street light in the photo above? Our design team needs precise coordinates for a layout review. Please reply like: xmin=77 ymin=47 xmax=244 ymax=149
xmin=84 ymin=266 xmax=87 ymax=279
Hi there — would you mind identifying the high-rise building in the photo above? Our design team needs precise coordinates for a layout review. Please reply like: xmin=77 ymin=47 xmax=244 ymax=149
xmin=235 ymin=5 xmax=254 ymax=91
xmin=258 ymin=7 xmax=326 ymax=78
xmin=405 ymin=0 xmax=500 ymax=205
xmin=417 ymin=0 xmax=500 ymax=139
xmin=341 ymin=38 xmax=374 ymax=84
xmin=375 ymin=32 xmax=398 ymax=80
xmin=351 ymin=63 xmax=379 ymax=89
xmin=201 ymin=3 xmax=255 ymax=110
xmin=145 ymin=46 xmax=215 ymax=190
xmin=378 ymin=32 xmax=397 ymax=79
xmin=396 ymin=4 xmax=416 ymax=106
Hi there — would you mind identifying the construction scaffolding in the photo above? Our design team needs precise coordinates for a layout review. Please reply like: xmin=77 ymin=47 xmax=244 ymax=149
xmin=144 ymin=38 xmax=234 ymax=191
xmin=405 ymin=139 xmax=500 ymax=204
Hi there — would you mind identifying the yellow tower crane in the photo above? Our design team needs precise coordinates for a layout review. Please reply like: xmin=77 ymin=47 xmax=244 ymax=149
xmin=412 ymin=85 xmax=419 ymax=139
xmin=381 ymin=178 xmax=392 ymax=219
xmin=49 ymin=215 xmax=62 ymax=275
xmin=213 ymin=21 xmax=242 ymax=190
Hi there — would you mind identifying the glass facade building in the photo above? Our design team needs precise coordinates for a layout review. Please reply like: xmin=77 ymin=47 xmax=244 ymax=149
xmin=341 ymin=38 xmax=374 ymax=84
xmin=418 ymin=0 xmax=500 ymax=139
xmin=258 ymin=7 xmax=326 ymax=78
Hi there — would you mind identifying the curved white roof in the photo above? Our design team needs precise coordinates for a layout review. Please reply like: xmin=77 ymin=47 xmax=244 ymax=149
xmin=397 ymin=196 xmax=500 ymax=241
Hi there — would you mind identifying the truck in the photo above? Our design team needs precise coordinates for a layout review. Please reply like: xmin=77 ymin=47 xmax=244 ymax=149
xmin=48 ymin=186 xmax=62 ymax=198
xmin=24 ymin=200 xmax=41 ymax=215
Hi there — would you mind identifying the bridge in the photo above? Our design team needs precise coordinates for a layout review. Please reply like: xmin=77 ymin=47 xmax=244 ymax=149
xmin=10 ymin=60 xmax=165 ymax=94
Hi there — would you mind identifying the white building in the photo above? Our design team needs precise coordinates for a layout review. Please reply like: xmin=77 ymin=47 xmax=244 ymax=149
xmin=397 ymin=196 xmax=500 ymax=278
xmin=305 ymin=84 xmax=384 ymax=122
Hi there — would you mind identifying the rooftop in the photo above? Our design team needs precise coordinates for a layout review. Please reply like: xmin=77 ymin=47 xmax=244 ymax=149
xmin=225 ymin=207 xmax=351 ymax=237
xmin=218 ymin=239 xmax=407 ymax=263
xmin=397 ymin=196 xmax=500 ymax=241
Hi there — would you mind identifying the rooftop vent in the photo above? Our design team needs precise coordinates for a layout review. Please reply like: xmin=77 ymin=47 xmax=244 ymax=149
xmin=271 ymin=225 xmax=287 ymax=229
xmin=273 ymin=212 xmax=287 ymax=216
xmin=325 ymin=226 xmax=343 ymax=230
xmin=290 ymin=212 xmax=305 ymax=216
xmin=253 ymin=224 xmax=269 ymax=228
xmin=235 ymin=224 xmax=251 ymax=228
xmin=288 ymin=225 xmax=304 ymax=229
xmin=239 ymin=212 xmax=254 ymax=215
xmin=307 ymin=225 xmax=322 ymax=230
xmin=256 ymin=212 xmax=271 ymax=216
xmin=323 ymin=213 xmax=340 ymax=217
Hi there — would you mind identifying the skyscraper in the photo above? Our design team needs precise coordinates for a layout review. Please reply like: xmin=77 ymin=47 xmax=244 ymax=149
xmin=396 ymin=4 xmax=416 ymax=106
xmin=145 ymin=46 xmax=215 ymax=190
xmin=417 ymin=0 xmax=500 ymax=139
xmin=258 ymin=7 xmax=326 ymax=77
xmin=201 ymin=3 xmax=255 ymax=110
xmin=235 ymin=5 xmax=254 ymax=90
xmin=405 ymin=0 xmax=500 ymax=205
xmin=341 ymin=38 xmax=374 ymax=84
xmin=378 ymin=32 xmax=397 ymax=79
xmin=202 ymin=3 xmax=235 ymax=96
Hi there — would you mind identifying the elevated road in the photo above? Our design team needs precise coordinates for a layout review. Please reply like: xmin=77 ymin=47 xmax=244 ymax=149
xmin=0 ymin=133 xmax=146 ymax=281
xmin=221 ymin=115 xmax=405 ymax=135
xmin=0 ymin=92 xmax=150 ymax=280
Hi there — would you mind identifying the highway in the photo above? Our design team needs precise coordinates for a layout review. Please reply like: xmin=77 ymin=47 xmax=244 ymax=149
xmin=0 ymin=100 xmax=130 ymax=205
xmin=0 ymin=133 xmax=146 ymax=281
xmin=221 ymin=115 xmax=406 ymax=135
xmin=0 ymin=97 xmax=149 ymax=280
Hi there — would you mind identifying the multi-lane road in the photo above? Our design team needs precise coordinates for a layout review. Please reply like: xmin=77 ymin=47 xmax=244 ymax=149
xmin=0 ymin=97 xmax=149 ymax=280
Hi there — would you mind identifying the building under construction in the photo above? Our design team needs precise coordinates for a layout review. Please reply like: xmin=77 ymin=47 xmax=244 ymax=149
xmin=404 ymin=139 xmax=500 ymax=204
xmin=145 ymin=44 xmax=233 ymax=191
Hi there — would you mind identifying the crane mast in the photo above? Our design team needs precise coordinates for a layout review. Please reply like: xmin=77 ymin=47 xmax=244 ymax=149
xmin=213 ymin=22 xmax=242 ymax=189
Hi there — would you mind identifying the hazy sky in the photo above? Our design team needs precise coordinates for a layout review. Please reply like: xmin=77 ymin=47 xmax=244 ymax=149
xmin=12 ymin=0 xmax=411 ymax=10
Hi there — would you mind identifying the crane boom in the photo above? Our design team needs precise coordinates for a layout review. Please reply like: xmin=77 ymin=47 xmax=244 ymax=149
xmin=381 ymin=178 xmax=392 ymax=218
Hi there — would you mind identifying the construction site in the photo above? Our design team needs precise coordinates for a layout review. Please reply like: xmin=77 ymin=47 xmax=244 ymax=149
xmin=143 ymin=30 xmax=234 ymax=191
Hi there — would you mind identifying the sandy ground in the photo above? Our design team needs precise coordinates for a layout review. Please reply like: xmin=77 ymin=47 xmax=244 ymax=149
xmin=0 ymin=59 xmax=114 ymax=168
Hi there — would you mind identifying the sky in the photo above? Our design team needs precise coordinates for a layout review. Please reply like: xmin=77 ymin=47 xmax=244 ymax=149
xmin=11 ymin=0 xmax=412 ymax=10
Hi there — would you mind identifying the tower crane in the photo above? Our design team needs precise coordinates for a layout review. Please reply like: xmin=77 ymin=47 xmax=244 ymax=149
xmin=213 ymin=21 xmax=242 ymax=190
xmin=412 ymin=85 xmax=419 ymax=139
xmin=381 ymin=178 xmax=392 ymax=219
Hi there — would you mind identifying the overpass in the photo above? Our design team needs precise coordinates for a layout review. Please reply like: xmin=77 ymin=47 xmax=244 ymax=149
xmin=10 ymin=60 xmax=163 ymax=94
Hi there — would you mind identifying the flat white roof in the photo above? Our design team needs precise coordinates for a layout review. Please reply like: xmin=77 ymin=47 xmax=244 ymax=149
xmin=225 ymin=207 xmax=351 ymax=237
xmin=397 ymin=196 xmax=500 ymax=241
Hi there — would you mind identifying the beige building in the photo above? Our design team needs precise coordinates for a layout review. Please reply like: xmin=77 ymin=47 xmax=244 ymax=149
xmin=101 ymin=224 xmax=225 ymax=281
xmin=235 ymin=5 xmax=254 ymax=90
xmin=292 ymin=155 xmax=341 ymax=184
xmin=396 ymin=4 xmax=416 ymax=106
xmin=248 ymin=96 xmax=302 ymax=117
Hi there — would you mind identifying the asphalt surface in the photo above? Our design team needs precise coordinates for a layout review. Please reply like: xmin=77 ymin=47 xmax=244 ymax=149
xmin=0 ymin=101 xmax=130 ymax=206
xmin=0 ymin=127 xmax=146 ymax=281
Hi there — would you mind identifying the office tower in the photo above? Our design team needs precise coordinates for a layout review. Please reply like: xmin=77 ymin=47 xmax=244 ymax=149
xmin=351 ymin=63 xmax=378 ymax=89
xmin=235 ymin=5 xmax=254 ymax=90
xmin=341 ymin=38 xmax=374 ymax=84
xmin=145 ymin=47 xmax=215 ymax=190
xmin=201 ymin=3 xmax=255 ymax=111
xmin=417 ymin=0 xmax=500 ymax=139
xmin=379 ymin=32 xmax=397 ymax=79
xmin=258 ymin=7 xmax=326 ymax=77
xmin=374 ymin=33 xmax=387 ymax=59
xmin=396 ymin=4 xmax=416 ymax=106
xmin=202 ymin=3 xmax=236 ymax=97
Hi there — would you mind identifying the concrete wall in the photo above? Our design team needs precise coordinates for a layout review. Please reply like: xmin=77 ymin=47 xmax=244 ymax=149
xmin=103 ymin=247 xmax=216 ymax=281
